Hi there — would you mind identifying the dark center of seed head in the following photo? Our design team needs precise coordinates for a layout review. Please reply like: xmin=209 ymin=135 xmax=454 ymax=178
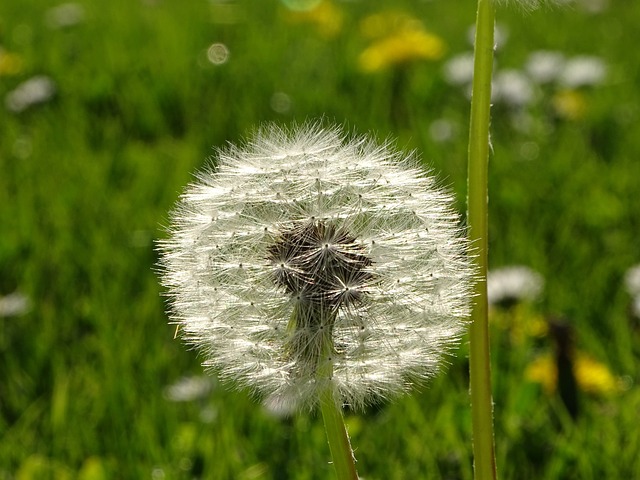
xmin=267 ymin=219 xmax=375 ymax=319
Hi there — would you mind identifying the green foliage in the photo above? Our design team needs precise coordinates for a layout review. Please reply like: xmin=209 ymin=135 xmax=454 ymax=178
xmin=1 ymin=0 xmax=639 ymax=478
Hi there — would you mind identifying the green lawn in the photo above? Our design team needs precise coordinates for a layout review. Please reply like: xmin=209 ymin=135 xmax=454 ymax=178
xmin=1 ymin=0 xmax=639 ymax=478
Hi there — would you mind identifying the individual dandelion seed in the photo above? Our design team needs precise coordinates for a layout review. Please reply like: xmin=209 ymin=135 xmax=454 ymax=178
xmin=157 ymin=123 xmax=474 ymax=412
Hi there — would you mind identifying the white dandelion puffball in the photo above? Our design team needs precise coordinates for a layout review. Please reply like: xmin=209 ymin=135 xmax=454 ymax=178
xmin=158 ymin=123 xmax=473 ymax=411
xmin=487 ymin=265 xmax=544 ymax=306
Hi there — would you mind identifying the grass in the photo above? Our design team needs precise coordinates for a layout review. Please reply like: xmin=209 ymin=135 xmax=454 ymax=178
xmin=1 ymin=0 xmax=640 ymax=478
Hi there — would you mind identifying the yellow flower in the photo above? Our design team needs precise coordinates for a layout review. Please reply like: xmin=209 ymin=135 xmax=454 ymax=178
xmin=574 ymin=354 xmax=619 ymax=395
xmin=358 ymin=12 xmax=445 ymax=73
xmin=359 ymin=28 xmax=445 ymax=73
xmin=525 ymin=352 xmax=622 ymax=396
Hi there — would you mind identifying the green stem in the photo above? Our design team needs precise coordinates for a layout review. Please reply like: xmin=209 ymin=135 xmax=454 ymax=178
xmin=318 ymin=342 xmax=359 ymax=479
xmin=467 ymin=0 xmax=498 ymax=479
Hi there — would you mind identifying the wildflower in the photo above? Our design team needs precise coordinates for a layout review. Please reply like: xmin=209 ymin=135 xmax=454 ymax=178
xmin=0 ymin=292 xmax=31 ymax=317
xmin=559 ymin=55 xmax=607 ymax=88
xmin=492 ymin=70 xmax=535 ymax=108
xmin=624 ymin=264 xmax=640 ymax=319
xmin=573 ymin=354 xmax=620 ymax=395
xmin=525 ymin=352 xmax=622 ymax=396
xmin=487 ymin=266 xmax=544 ymax=307
xmin=158 ymin=123 xmax=473 ymax=411
xmin=525 ymin=50 xmax=566 ymax=84
xmin=5 ymin=75 xmax=56 ymax=113
xmin=358 ymin=13 xmax=445 ymax=73
xmin=164 ymin=376 xmax=214 ymax=402
xmin=442 ymin=52 xmax=475 ymax=87
xmin=623 ymin=264 xmax=640 ymax=297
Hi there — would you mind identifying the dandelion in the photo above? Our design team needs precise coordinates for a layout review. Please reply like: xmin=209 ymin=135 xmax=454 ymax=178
xmin=492 ymin=70 xmax=535 ymax=108
xmin=559 ymin=55 xmax=607 ymax=88
xmin=623 ymin=264 xmax=640 ymax=297
xmin=5 ymin=75 xmax=56 ymax=113
xmin=358 ymin=13 xmax=445 ymax=73
xmin=358 ymin=29 xmax=445 ymax=73
xmin=442 ymin=52 xmax=475 ymax=87
xmin=624 ymin=264 xmax=640 ymax=320
xmin=159 ymin=124 xmax=473 ymax=476
xmin=0 ymin=292 xmax=31 ymax=318
xmin=158 ymin=123 xmax=473 ymax=412
xmin=525 ymin=50 xmax=566 ymax=84
xmin=525 ymin=352 xmax=622 ymax=396
xmin=487 ymin=266 xmax=544 ymax=307
xmin=164 ymin=376 xmax=214 ymax=402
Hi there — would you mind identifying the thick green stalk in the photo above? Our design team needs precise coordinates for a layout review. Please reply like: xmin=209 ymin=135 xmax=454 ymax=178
xmin=318 ymin=343 xmax=359 ymax=480
xmin=467 ymin=0 xmax=498 ymax=479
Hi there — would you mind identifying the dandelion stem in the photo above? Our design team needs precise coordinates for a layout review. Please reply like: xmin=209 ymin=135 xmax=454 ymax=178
xmin=318 ymin=339 xmax=359 ymax=480
xmin=467 ymin=0 xmax=498 ymax=479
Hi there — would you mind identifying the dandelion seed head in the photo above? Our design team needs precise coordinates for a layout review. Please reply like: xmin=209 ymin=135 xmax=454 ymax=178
xmin=158 ymin=123 xmax=473 ymax=411
xmin=559 ymin=55 xmax=607 ymax=88
xmin=164 ymin=375 xmax=214 ymax=402
xmin=5 ymin=75 xmax=56 ymax=113
xmin=443 ymin=52 xmax=475 ymax=86
xmin=487 ymin=265 xmax=544 ymax=307
xmin=492 ymin=69 xmax=535 ymax=108
xmin=0 ymin=292 xmax=31 ymax=317
xmin=525 ymin=50 xmax=566 ymax=84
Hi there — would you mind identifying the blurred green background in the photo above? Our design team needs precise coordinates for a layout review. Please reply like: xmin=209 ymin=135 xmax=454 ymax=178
xmin=1 ymin=0 xmax=639 ymax=478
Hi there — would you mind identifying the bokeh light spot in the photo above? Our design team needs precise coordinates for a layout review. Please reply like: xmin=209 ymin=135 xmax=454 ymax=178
xmin=207 ymin=43 xmax=230 ymax=65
